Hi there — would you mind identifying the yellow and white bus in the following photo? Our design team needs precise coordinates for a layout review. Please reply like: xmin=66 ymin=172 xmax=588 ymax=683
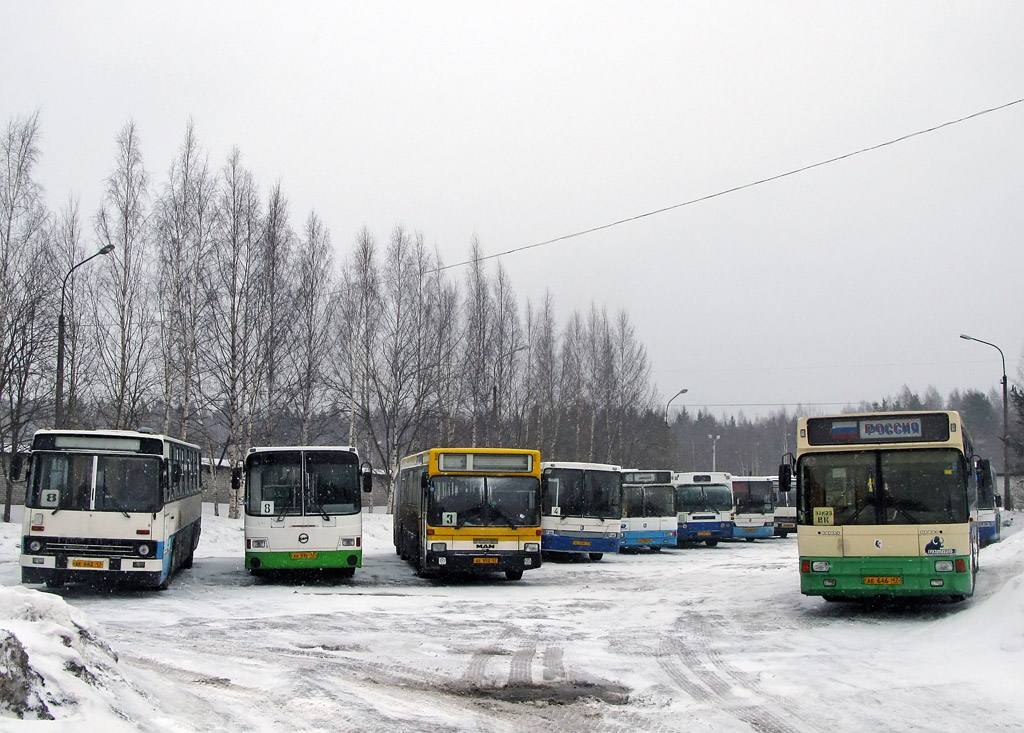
xmin=393 ymin=447 xmax=542 ymax=580
xmin=779 ymin=411 xmax=980 ymax=601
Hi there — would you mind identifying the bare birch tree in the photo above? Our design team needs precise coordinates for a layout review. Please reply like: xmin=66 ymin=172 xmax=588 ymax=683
xmin=461 ymin=237 xmax=493 ymax=447
xmin=94 ymin=120 xmax=154 ymax=430
xmin=203 ymin=148 xmax=264 ymax=518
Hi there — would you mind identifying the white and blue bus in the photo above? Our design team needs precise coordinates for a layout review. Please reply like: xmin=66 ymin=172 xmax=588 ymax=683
xmin=619 ymin=469 xmax=677 ymax=552
xmin=730 ymin=476 xmax=776 ymax=541
xmin=541 ymin=461 xmax=623 ymax=561
xmin=244 ymin=446 xmax=373 ymax=577
xmin=975 ymin=457 xmax=1002 ymax=547
xmin=672 ymin=471 xmax=734 ymax=547
xmin=20 ymin=429 xmax=202 ymax=589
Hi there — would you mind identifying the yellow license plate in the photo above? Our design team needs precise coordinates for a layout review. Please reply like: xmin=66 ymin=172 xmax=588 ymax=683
xmin=71 ymin=558 xmax=105 ymax=569
xmin=697 ymin=531 xmax=711 ymax=536
xmin=290 ymin=552 xmax=318 ymax=560
xmin=637 ymin=538 xmax=652 ymax=543
xmin=572 ymin=540 xmax=591 ymax=546
xmin=864 ymin=576 xmax=902 ymax=585
xmin=473 ymin=557 xmax=498 ymax=564
xmin=744 ymin=528 xmax=756 ymax=533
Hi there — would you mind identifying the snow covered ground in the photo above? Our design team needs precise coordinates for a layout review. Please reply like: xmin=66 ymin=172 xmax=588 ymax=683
xmin=2 ymin=505 xmax=1023 ymax=732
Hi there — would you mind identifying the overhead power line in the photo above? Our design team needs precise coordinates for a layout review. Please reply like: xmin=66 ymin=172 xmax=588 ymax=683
xmin=435 ymin=97 xmax=1024 ymax=274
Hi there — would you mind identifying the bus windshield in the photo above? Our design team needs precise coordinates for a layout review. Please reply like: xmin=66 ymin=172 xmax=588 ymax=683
xmin=799 ymin=448 xmax=968 ymax=525
xmin=544 ymin=469 xmax=622 ymax=519
xmin=676 ymin=484 xmax=732 ymax=513
xmin=624 ymin=485 xmax=675 ymax=518
xmin=427 ymin=475 xmax=540 ymax=528
xmin=246 ymin=451 xmax=360 ymax=516
xmin=28 ymin=452 xmax=161 ymax=513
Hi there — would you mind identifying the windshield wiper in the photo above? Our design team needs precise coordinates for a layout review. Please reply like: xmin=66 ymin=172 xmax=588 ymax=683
xmin=456 ymin=506 xmax=483 ymax=529
xmin=886 ymin=497 xmax=919 ymax=524
xmin=308 ymin=500 xmax=330 ymax=522
xmin=100 ymin=486 xmax=131 ymax=518
xmin=489 ymin=504 xmax=519 ymax=529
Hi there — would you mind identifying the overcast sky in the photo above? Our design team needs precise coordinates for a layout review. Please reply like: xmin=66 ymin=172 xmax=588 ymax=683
xmin=5 ymin=1 xmax=1023 ymax=419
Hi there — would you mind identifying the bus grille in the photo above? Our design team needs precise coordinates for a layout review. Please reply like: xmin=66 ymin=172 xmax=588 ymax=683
xmin=46 ymin=540 xmax=137 ymax=557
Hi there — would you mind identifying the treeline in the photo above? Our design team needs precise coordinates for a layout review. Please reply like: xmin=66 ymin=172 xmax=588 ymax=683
xmin=1 ymin=113 xmax=660 ymax=517
xmin=668 ymin=384 xmax=1017 ymax=481
xmin=3 ymin=112 xmax=1021 ymax=522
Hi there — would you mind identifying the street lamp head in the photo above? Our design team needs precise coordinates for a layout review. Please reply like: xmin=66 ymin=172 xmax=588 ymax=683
xmin=959 ymin=334 xmax=973 ymax=341
xmin=98 ymin=244 xmax=115 ymax=255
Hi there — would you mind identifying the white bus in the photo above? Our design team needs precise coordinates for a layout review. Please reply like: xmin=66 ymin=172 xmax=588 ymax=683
xmin=20 ymin=429 xmax=202 ymax=589
xmin=244 ymin=446 xmax=373 ymax=578
xmin=541 ymin=461 xmax=623 ymax=561
xmin=619 ymin=469 xmax=677 ymax=551
xmin=730 ymin=476 xmax=776 ymax=541
xmin=672 ymin=471 xmax=734 ymax=547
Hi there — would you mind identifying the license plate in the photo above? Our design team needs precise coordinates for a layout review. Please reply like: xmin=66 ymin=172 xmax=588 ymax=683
xmin=744 ymin=528 xmax=756 ymax=533
xmin=473 ymin=557 xmax=498 ymax=564
xmin=572 ymin=540 xmax=591 ymax=546
xmin=697 ymin=531 xmax=711 ymax=536
xmin=290 ymin=552 xmax=318 ymax=560
xmin=864 ymin=576 xmax=902 ymax=585
xmin=71 ymin=558 xmax=106 ymax=569
xmin=637 ymin=538 xmax=652 ymax=543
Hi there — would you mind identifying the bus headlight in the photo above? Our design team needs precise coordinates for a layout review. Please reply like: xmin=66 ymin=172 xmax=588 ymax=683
xmin=934 ymin=560 xmax=954 ymax=572
xmin=248 ymin=538 xmax=269 ymax=550
xmin=430 ymin=542 xmax=446 ymax=552
xmin=524 ymin=542 xmax=539 ymax=553
xmin=138 ymin=543 xmax=151 ymax=557
xmin=811 ymin=561 xmax=830 ymax=572
xmin=341 ymin=538 xmax=356 ymax=547
xmin=28 ymin=540 xmax=42 ymax=553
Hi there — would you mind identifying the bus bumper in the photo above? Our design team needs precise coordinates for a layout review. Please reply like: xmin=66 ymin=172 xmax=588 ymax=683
xmin=620 ymin=531 xmax=676 ymax=550
xmin=732 ymin=525 xmax=774 ymax=540
xmin=422 ymin=549 xmax=541 ymax=574
xmin=21 ymin=553 xmax=168 ymax=587
xmin=541 ymin=534 xmax=620 ymax=554
xmin=246 ymin=549 xmax=362 ymax=571
xmin=800 ymin=555 xmax=975 ymax=598
xmin=677 ymin=522 xmax=732 ymax=544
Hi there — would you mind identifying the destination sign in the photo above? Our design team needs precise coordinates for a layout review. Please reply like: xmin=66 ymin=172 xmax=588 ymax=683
xmin=806 ymin=413 xmax=951 ymax=446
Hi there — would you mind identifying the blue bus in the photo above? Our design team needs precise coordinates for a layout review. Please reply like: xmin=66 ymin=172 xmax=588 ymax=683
xmin=976 ymin=457 xmax=1002 ymax=546
xmin=619 ymin=469 xmax=677 ymax=552
xmin=541 ymin=461 xmax=623 ymax=561
xmin=730 ymin=476 xmax=776 ymax=541
xmin=672 ymin=471 xmax=734 ymax=547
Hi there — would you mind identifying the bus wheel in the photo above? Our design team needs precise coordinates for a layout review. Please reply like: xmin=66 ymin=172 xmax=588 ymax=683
xmin=505 ymin=569 xmax=524 ymax=581
xmin=705 ymin=539 xmax=719 ymax=548
xmin=745 ymin=538 xmax=756 ymax=543
xmin=588 ymin=553 xmax=604 ymax=562
xmin=336 ymin=567 xmax=355 ymax=579
xmin=44 ymin=577 xmax=64 ymax=589
xmin=822 ymin=595 xmax=842 ymax=602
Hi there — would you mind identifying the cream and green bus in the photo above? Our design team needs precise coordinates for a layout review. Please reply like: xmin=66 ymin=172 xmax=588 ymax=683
xmin=779 ymin=411 xmax=979 ymax=601
xmin=393 ymin=448 xmax=542 ymax=580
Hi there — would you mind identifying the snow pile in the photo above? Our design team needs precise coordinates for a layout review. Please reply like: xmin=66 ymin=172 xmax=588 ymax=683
xmin=0 ymin=584 xmax=158 ymax=728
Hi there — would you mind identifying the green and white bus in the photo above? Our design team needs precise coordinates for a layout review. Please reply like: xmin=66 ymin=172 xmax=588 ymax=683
xmin=780 ymin=411 xmax=980 ymax=601
xmin=244 ymin=446 xmax=372 ymax=577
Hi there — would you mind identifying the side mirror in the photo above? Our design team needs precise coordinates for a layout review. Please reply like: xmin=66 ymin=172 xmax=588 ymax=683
xmin=360 ymin=461 xmax=373 ymax=493
xmin=9 ymin=455 xmax=23 ymax=482
xmin=778 ymin=464 xmax=792 ymax=492
xmin=995 ymin=495 xmax=1003 ymax=508
xmin=420 ymin=471 xmax=429 ymax=490
xmin=976 ymin=458 xmax=992 ymax=489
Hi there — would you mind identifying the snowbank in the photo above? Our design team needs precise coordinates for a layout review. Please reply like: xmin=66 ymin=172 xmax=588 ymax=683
xmin=0 ymin=584 xmax=161 ymax=729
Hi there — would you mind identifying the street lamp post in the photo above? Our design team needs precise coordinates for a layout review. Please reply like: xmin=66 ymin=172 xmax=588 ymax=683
xmin=708 ymin=434 xmax=721 ymax=471
xmin=55 ymin=244 xmax=115 ymax=428
xmin=665 ymin=388 xmax=688 ymax=423
xmin=960 ymin=333 xmax=1012 ymax=510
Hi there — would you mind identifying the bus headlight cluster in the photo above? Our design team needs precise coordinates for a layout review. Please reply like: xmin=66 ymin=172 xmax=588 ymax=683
xmin=811 ymin=561 xmax=830 ymax=572
xmin=430 ymin=542 xmax=446 ymax=552
xmin=524 ymin=542 xmax=539 ymax=553
xmin=934 ymin=560 xmax=954 ymax=572
xmin=341 ymin=538 xmax=356 ymax=547
xmin=28 ymin=540 xmax=42 ymax=553
xmin=138 ymin=544 xmax=151 ymax=557
xmin=247 ymin=538 xmax=269 ymax=550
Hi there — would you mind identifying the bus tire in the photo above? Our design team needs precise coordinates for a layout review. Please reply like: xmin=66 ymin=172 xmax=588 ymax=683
xmin=745 ymin=538 xmax=756 ymax=542
xmin=505 ymin=569 xmax=524 ymax=581
xmin=44 ymin=576 xmax=64 ymax=589
xmin=336 ymin=567 xmax=355 ymax=579
xmin=588 ymin=553 xmax=604 ymax=562
xmin=704 ymin=539 xmax=719 ymax=548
